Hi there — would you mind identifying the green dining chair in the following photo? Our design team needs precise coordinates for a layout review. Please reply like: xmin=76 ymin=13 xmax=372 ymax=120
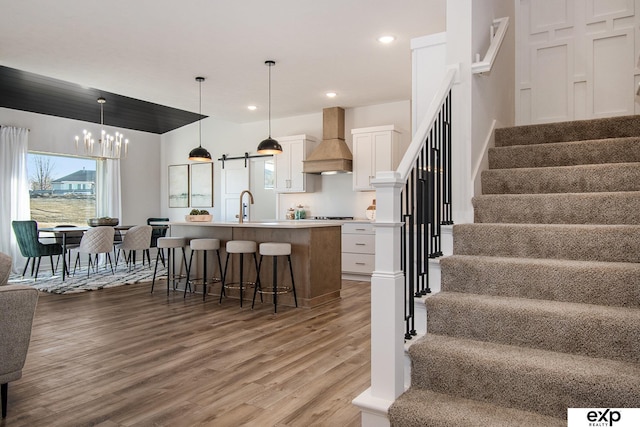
xmin=11 ymin=220 xmax=64 ymax=279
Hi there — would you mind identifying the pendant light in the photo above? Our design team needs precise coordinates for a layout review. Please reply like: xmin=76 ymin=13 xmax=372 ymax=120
xmin=188 ymin=76 xmax=212 ymax=162
xmin=257 ymin=60 xmax=283 ymax=154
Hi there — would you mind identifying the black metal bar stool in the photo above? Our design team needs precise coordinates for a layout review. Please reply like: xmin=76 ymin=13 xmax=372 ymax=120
xmin=151 ymin=237 xmax=188 ymax=295
xmin=185 ymin=238 xmax=223 ymax=301
xmin=220 ymin=240 xmax=259 ymax=307
xmin=252 ymin=242 xmax=297 ymax=313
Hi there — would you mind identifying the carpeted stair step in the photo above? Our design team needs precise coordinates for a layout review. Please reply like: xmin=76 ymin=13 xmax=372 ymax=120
xmin=440 ymin=255 xmax=640 ymax=308
xmin=426 ymin=292 xmax=640 ymax=363
xmin=481 ymin=162 xmax=640 ymax=194
xmin=389 ymin=388 xmax=565 ymax=427
xmin=495 ymin=114 xmax=640 ymax=147
xmin=408 ymin=334 xmax=640 ymax=419
xmin=488 ymin=137 xmax=640 ymax=169
xmin=472 ymin=191 xmax=640 ymax=224
xmin=453 ymin=223 xmax=640 ymax=263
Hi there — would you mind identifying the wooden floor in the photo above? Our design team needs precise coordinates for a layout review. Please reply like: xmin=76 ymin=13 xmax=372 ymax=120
xmin=3 ymin=279 xmax=371 ymax=427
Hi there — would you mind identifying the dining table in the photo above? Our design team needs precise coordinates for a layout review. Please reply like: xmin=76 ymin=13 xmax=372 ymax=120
xmin=39 ymin=225 xmax=135 ymax=281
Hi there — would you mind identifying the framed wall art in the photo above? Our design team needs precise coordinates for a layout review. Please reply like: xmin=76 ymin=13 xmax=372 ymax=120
xmin=168 ymin=164 xmax=189 ymax=208
xmin=190 ymin=162 xmax=214 ymax=207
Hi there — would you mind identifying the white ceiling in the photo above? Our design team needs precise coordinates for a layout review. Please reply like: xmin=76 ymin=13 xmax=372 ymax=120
xmin=0 ymin=0 xmax=445 ymax=124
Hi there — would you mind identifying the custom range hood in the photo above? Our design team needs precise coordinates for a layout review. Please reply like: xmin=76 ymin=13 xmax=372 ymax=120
xmin=303 ymin=106 xmax=353 ymax=174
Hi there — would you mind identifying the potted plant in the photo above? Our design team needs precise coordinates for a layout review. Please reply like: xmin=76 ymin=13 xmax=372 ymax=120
xmin=185 ymin=209 xmax=213 ymax=222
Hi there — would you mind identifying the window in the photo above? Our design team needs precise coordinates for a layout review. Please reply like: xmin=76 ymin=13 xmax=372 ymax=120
xmin=28 ymin=152 xmax=98 ymax=228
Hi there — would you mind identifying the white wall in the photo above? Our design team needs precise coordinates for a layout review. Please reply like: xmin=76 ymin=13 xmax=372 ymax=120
xmin=160 ymin=100 xmax=411 ymax=221
xmin=160 ymin=115 xmax=241 ymax=222
xmin=446 ymin=0 xmax=474 ymax=223
xmin=440 ymin=0 xmax=516 ymax=222
xmin=471 ymin=0 xmax=515 ymax=196
xmin=0 ymin=107 xmax=162 ymax=226
xmin=412 ymin=32 xmax=448 ymax=135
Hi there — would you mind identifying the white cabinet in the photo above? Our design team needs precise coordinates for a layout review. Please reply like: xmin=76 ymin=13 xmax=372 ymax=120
xmin=274 ymin=134 xmax=318 ymax=193
xmin=342 ymin=222 xmax=375 ymax=277
xmin=351 ymin=125 xmax=405 ymax=191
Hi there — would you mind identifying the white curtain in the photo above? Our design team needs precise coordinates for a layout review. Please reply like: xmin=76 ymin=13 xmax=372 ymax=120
xmin=0 ymin=126 xmax=31 ymax=272
xmin=96 ymin=158 xmax=122 ymax=220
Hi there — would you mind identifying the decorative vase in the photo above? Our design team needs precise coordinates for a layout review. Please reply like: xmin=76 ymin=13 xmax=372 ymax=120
xmin=295 ymin=204 xmax=306 ymax=220
xmin=286 ymin=208 xmax=295 ymax=220
xmin=365 ymin=199 xmax=376 ymax=220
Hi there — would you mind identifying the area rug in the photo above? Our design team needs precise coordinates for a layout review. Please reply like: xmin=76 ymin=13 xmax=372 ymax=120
xmin=8 ymin=262 xmax=166 ymax=294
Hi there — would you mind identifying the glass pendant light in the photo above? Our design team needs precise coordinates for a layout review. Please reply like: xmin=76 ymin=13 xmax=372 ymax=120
xmin=257 ymin=60 xmax=283 ymax=154
xmin=188 ymin=76 xmax=212 ymax=162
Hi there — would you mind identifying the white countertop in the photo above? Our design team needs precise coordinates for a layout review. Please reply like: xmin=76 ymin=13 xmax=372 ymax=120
xmin=170 ymin=220 xmax=345 ymax=229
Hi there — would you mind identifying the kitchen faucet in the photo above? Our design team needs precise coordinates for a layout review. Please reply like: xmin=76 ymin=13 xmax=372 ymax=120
xmin=238 ymin=190 xmax=254 ymax=223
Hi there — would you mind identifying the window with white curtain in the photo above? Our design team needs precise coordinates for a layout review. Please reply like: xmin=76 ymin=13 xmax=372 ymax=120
xmin=27 ymin=152 xmax=99 ymax=228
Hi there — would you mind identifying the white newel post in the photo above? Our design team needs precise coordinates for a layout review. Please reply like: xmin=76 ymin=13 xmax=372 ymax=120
xmin=353 ymin=170 xmax=405 ymax=427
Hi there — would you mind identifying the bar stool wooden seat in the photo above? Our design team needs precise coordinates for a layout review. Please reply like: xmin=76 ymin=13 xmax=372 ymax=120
xmin=185 ymin=238 xmax=223 ymax=301
xmin=151 ymin=237 xmax=188 ymax=295
xmin=220 ymin=240 xmax=259 ymax=307
xmin=252 ymin=242 xmax=297 ymax=313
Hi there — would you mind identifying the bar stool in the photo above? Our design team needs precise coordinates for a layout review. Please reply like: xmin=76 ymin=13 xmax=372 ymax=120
xmin=151 ymin=237 xmax=188 ymax=295
xmin=220 ymin=240 xmax=259 ymax=307
xmin=185 ymin=238 xmax=223 ymax=301
xmin=252 ymin=242 xmax=298 ymax=313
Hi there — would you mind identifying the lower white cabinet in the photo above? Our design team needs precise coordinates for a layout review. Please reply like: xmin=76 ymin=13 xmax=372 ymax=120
xmin=342 ymin=221 xmax=375 ymax=277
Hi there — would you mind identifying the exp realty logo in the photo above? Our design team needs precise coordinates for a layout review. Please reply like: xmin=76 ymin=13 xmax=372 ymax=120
xmin=568 ymin=408 xmax=640 ymax=427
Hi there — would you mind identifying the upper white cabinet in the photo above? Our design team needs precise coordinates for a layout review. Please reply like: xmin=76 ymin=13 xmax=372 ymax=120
xmin=351 ymin=125 xmax=405 ymax=191
xmin=274 ymin=134 xmax=318 ymax=193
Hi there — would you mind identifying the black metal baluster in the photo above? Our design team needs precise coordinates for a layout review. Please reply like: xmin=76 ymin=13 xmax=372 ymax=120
xmin=398 ymin=90 xmax=453 ymax=340
xmin=443 ymin=91 xmax=453 ymax=225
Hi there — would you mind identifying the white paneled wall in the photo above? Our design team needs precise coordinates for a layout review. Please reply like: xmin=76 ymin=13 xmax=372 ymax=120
xmin=516 ymin=0 xmax=640 ymax=124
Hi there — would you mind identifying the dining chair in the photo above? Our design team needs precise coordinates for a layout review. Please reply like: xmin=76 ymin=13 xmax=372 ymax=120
xmin=73 ymin=226 xmax=115 ymax=277
xmin=114 ymin=225 xmax=152 ymax=271
xmin=11 ymin=220 xmax=64 ymax=279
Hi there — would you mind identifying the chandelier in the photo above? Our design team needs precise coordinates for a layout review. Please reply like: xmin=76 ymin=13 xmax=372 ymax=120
xmin=75 ymin=97 xmax=129 ymax=158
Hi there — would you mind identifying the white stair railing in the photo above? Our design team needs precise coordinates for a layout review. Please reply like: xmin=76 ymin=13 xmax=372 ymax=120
xmin=472 ymin=17 xmax=509 ymax=74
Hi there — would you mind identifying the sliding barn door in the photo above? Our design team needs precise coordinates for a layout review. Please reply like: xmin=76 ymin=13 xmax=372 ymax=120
xmin=220 ymin=160 xmax=249 ymax=222
xmin=516 ymin=0 xmax=640 ymax=124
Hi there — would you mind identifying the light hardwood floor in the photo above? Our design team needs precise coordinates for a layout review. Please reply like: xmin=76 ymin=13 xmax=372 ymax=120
xmin=3 ymin=279 xmax=371 ymax=427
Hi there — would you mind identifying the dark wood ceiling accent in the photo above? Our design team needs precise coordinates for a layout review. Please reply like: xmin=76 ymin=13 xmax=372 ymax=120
xmin=0 ymin=66 xmax=205 ymax=134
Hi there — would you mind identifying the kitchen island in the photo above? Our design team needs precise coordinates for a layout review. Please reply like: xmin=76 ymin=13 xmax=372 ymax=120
xmin=169 ymin=221 xmax=342 ymax=308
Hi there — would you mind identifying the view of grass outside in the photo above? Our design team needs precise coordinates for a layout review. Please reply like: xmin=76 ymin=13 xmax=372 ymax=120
xmin=30 ymin=196 xmax=96 ymax=229
xmin=28 ymin=152 xmax=97 ymax=228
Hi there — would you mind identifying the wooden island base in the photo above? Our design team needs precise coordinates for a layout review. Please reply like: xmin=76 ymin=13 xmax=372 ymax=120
xmin=169 ymin=222 xmax=343 ymax=308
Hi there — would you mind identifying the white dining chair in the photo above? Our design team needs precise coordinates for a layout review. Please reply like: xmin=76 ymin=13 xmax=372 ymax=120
xmin=114 ymin=225 xmax=152 ymax=271
xmin=73 ymin=226 xmax=115 ymax=277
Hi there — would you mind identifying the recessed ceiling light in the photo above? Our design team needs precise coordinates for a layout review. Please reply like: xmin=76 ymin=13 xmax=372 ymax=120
xmin=248 ymin=105 xmax=257 ymax=111
xmin=378 ymin=35 xmax=396 ymax=44
xmin=326 ymin=92 xmax=337 ymax=98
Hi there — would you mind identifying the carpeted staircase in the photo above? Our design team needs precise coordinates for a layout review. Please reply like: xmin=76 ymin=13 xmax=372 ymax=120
xmin=389 ymin=115 xmax=640 ymax=426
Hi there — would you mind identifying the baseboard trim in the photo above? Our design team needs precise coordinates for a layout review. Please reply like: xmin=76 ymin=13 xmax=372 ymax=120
xmin=353 ymin=388 xmax=393 ymax=427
